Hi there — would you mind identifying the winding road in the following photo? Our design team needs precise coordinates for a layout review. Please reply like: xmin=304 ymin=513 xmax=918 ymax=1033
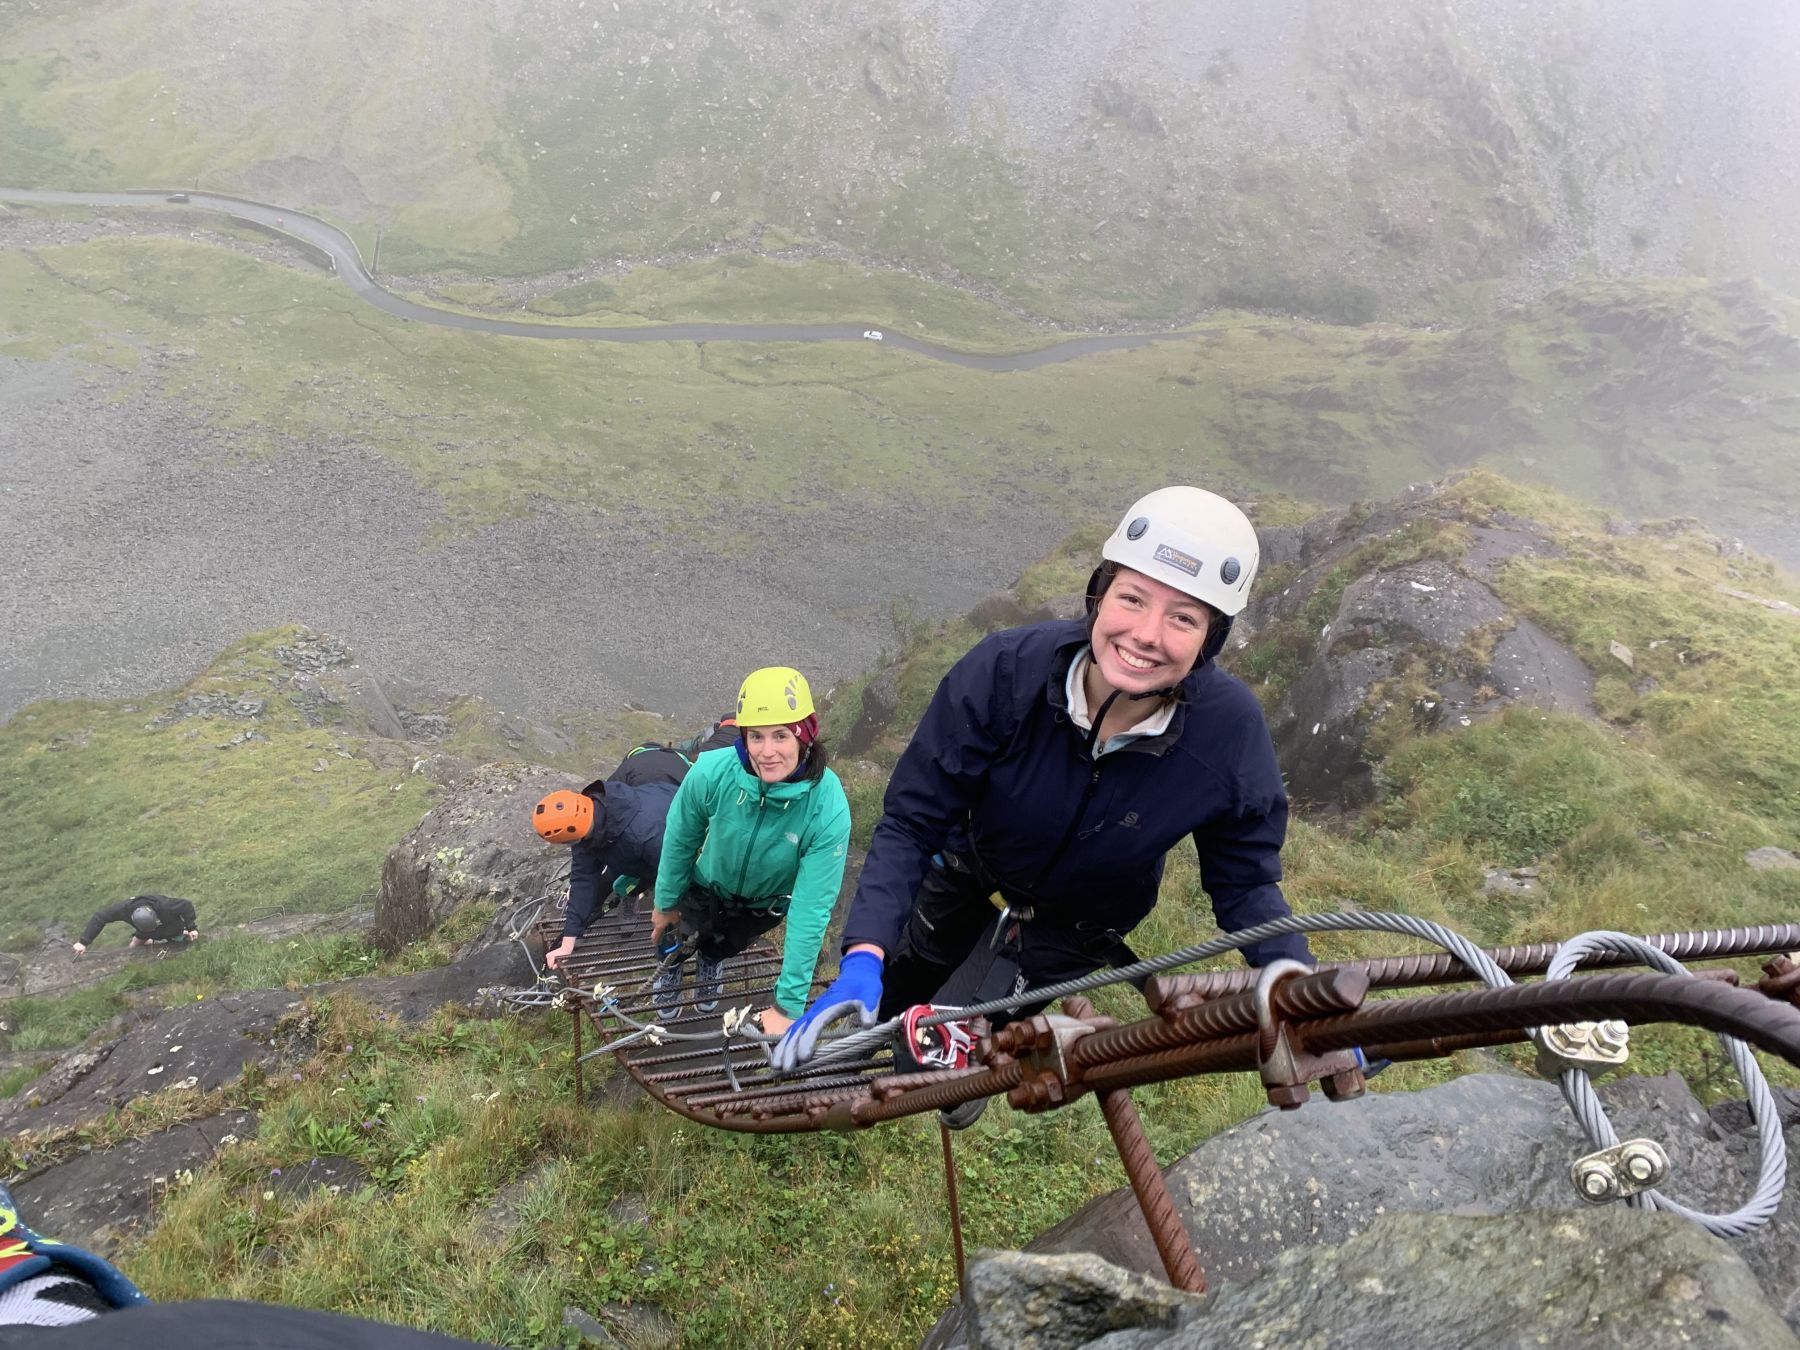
xmin=1 ymin=187 xmax=1186 ymax=371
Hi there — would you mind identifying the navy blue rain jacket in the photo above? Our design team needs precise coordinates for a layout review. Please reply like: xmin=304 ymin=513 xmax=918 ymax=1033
xmin=843 ymin=619 xmax=1311 ymax=968
xmin=564 ymin=779 xmax=678 ymax=939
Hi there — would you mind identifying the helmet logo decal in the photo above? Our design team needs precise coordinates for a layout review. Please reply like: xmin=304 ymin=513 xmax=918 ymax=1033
xmin=1126 ymin=516 xmax=1149 ymax=541
xmin=1152 ymin=542 xmax=1201 ymax=577
xmin=1220 ymin=557 xmax=1241 ymax=585
xmin=784 ymin=677 xmax=800 ymax=711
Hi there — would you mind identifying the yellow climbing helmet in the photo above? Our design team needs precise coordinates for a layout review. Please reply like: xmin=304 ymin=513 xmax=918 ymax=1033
xmin=736 ymin=666 xmax=815 ymax=727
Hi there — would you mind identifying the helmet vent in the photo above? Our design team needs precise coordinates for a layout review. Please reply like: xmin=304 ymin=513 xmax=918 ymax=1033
xmin=1126 ymin=516 xmax=1149 ymax=541
xmin=1220 ymin=557 xmax=1241 ymax=585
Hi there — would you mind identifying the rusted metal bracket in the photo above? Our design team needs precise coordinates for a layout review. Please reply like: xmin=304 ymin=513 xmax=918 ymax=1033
xmin=1762 ymin=953 xmax=1800 ymax=1007
xmin=998 ymin=1013 xmax=1098 ymax=1113
xmin=1251 ymin=960 xmax=1366 ymax=1110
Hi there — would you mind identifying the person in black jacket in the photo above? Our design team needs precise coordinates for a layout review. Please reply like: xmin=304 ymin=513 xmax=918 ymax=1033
xmin=775 ymin=485 xmax=1314 ymax=1073
xmin=71 ymin=895 xmax=198 ymax=955
xmin=533 ymin=720 xmax=739 ymax=970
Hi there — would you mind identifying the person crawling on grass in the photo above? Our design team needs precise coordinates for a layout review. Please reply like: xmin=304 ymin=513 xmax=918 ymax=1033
xmin=532 ymin=716 xmax=741 ymax=971
xmin=70 ymin=895 xmax=198 ymax=956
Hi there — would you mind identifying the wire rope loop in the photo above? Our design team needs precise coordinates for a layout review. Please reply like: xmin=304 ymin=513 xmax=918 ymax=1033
xmin=1541 ymin=929 xmax=1785 ymax=1238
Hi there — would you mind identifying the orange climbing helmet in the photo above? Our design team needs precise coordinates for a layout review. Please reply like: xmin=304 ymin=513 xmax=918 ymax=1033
xmin=533 ymin=789 xmax=597 ymax=844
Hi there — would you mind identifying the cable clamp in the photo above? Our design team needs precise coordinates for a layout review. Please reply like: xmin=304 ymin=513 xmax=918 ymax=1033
xmin=1572 ymin=1138 xmax=1670 ymax=1203
xmin=1533 ymin=1020 xmax=1630 ymax=1078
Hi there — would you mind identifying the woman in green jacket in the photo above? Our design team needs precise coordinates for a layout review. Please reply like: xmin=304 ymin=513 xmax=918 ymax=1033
xmin=648 ymin=666 xmax=851 ymax=1032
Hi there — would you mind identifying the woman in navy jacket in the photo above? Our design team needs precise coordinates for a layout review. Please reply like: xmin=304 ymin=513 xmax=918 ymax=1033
xmin=775 ymin=486 xmax=1313 ymax=1070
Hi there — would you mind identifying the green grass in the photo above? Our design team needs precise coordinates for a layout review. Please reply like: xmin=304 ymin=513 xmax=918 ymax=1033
xmin=0 ymin=931 xmax=373 ymax=1052
xmin=0 ymin=645 xmax=438 ymax=936
xmin=0 ymin=699 xmax=434 ymax=935
xmin=14 ymin=228 xmax=1795 ymax=539
xmin=0 ymin=1062 xmax=50 ymax=1098
xmin=0 ymin=623 xmax=642 ymax=951
xmin=69 ymin=919 xmax=1287 ymax=1350
xmin=4 ymin=472 xmax=1797 ymax=1345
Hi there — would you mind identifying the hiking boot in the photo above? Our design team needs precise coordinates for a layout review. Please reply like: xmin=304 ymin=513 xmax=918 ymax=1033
xmin=694 ymin=954 xmax=726 ymax=1014
xmin=650 ymin=956 xmax=686 ymax=1021
xmin=938 ymin=1097 xmax=988 ymax=1131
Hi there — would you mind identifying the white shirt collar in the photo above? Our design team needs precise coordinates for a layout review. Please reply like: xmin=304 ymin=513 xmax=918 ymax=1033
xmin=1065 ymin=650 xmax=1178 ymax=755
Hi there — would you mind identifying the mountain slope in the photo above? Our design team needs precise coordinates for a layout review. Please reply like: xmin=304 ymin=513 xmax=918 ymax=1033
xmin=4 ymin=0 xmax=1799 ymax=323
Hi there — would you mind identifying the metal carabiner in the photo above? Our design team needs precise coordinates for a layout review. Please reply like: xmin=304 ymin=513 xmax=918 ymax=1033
xmin=990 ymin=903 xmax=1034 ymax=951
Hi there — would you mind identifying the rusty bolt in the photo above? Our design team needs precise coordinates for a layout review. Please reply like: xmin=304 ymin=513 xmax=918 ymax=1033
xmin=1005 ymin=1071 xmax=1067 ymax=1112
xmin=1322 ymin=1067 xmax=1367 ymax=1102
xmin=1266 ymin=1083 xmax=1310 ymax=1110
xmin=1760 ymin=955 xmax=1800 ymax=1006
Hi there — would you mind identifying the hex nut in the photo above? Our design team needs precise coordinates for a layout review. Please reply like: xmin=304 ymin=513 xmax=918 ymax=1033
xmin=1266 ymin=1083 xmax=1310 ymax=1110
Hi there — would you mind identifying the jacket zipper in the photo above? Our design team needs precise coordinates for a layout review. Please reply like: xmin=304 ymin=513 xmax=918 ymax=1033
xmin=1028 ymin=691 xmax=1118 ymax=893
xmin=734 ymin=782 xmax=771 ymax=897
xmin=1032 ymin=761 xmax=1103 ymax=892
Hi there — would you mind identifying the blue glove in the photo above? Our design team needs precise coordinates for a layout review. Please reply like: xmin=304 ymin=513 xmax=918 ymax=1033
xmin=1352 ymin=1046 xmax=1391 ymax=1078
xmin=771 ymin=950 xmax=884 ymax=1073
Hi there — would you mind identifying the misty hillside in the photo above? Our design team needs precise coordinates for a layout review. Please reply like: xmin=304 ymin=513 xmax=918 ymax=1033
xmin=4 ymin=0 xmax=1798 ymax=325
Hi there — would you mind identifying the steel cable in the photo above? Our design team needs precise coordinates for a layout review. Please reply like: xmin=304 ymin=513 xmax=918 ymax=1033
xmin=802 ymin=910 xmax=1511 ymax=1069
xmin=1543 ymin=931 xmax=1785 ymax=1239
xmin=791 ymin=910 xmax=1790 ymax=1236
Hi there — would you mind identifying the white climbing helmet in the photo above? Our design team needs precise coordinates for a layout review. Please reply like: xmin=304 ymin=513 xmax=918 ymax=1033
xmin=1100 ymin=486 xmax=1260 ymax=616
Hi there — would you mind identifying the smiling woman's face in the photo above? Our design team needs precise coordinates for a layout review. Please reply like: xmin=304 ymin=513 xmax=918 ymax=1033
xmin=1088 ymin=567 xmax=1212 ymax=695
xmin=743 ymin=725 xmax=801 ymax=781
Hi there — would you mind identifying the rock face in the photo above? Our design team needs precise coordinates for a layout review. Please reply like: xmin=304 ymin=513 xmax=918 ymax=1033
xmin=1 ymin=946 xmax=533 ymax=1138
xmin=10 ymin=1109 xmax=258 ymax=1256
xmin=0 ymin=988 xmax=309 ymax=1137
xmin=925 ymin=1073 xmax=1800 ymax=1347
xmin=958 ymin=1210 xmax=1798 ymax=1349
xmin=372 ymin=762 xmax=577 ymax=953
xmin=1246 ymin=491 xmax=1595 ymax=811
xmin=964 ymin=1251 xmax=1202 ymax=1350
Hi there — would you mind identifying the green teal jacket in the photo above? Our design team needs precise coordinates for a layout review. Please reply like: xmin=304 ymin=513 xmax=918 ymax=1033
xmin=654 ymin=747 xmax=852 ymax=1016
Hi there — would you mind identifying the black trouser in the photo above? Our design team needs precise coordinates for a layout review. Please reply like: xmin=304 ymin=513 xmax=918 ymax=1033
xmin=676 ymin=886 xmax=787 ymax=963
xmin=877 ymin=856 xmax=1142 ymax=1028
